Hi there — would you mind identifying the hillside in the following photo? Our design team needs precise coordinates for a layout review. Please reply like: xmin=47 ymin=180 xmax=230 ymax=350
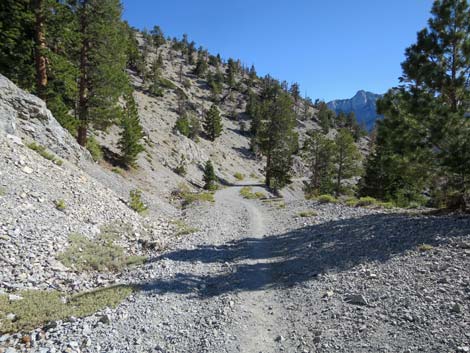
xmin=91 ymin=31 xmax=347 ymax=202
xmin=327 ymin=90 xmax=383 ymax=130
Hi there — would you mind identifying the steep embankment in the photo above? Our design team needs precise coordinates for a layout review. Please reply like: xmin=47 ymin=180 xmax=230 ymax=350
xmin=0 ymin=74 xmax=174 ymax=294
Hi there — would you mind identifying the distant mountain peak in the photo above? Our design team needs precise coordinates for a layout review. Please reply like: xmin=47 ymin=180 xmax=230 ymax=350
xmin=327 ymin=90 xmax=383 ymax=130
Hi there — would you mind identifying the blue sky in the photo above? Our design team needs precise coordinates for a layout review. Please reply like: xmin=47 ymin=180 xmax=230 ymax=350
xmin=122 ymin=0 xmax=433 ymax=102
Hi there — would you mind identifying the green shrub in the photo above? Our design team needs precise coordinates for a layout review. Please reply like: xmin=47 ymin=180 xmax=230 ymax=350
xmin=174 ymin=183 xmax=215 ymax=206
xmin=27 ymin=142 xmax=63 ymax=166
xmin=355 ymin=196 xmax=378 ymax=207
xmin=86 ymin=136 xmax=103 ymax=161
xmin=173 ymin=220 xmax=199 ymax=237
xmin=174 ymin=161 xmax=187 ymax=176
xmin=129 ymin=189 xmax=147 ymax=213
xmin=54 ymin=199 xmax=66 ymax=211
xmin=0 ymin=285 xmax=134 ymax=333
xmin=234 ymin=172 xmax=244 ymax=181
xmin=344 ymin=198 xmax=358 ymax=207
xmin=175 ymin=115 xmax=191 ymax=137
xmin=111 ymin=167 xmax=124 ymax=175
xmin=58 ymin=233 xmax=147 ymax=272
xmin=240 ymin=187 xmax=265 ymax=199
xmin=298 ymin=210 xmax=317 ymax=217
xmin=418 ymin=244 xmax=433 ymax=252
xmin=378 ymin=201 xmax=395 ymax=209
xmin=317 ymin=194 xmax=338 ymax=204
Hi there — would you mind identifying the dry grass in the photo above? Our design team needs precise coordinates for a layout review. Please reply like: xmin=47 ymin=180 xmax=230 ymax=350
xmin=0 ymin=285 xmax=134 ymax=334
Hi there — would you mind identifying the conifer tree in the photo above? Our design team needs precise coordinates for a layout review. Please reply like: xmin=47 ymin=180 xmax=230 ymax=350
xmin=362 ymin=0 xmax=470 ymax=208
xmin=304 ymin=131 xmax=335 ymax=196
xmin=332 ymin=129 xmax=362 ymax=196
xmin=193 ymin=54 xmax=208 ymax=77
xmin=258 ymin=91 xmax=297 ymax=190
xmin=150 ymin=25 xmax=165 ymax=48
xmin=203 ymin=104 xmax=223 ymax=141
xmin=0 ymin=0 xmax=35 ymax=90
xmin=317 ymin=102 xmax=335 ymax=134
xmin=77 ymin=0 xmax=129 ymax=146
xmin=118 ymin=93 xmax=144 ymax=168
xmin=203 ymin=160 xmax=217 ymax=190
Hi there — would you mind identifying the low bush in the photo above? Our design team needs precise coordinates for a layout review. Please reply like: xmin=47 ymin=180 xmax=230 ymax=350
xmin=173 ymin=219 xmax=199 ymax=237
xmin=355 ymin=196 xmax=378 ymax=207
xmin=54 ymin=199 xmax=66 ymax=211
xmin=173 ymin=183 xmax=215 ymax=207
xmin=129 ymin=189 xmax=148 ymax=214
xmin=0 ymin=285 xmax=134 ymax=333
xmin=58 ymin=233 xmax=147 ymax=272
xmin=418 ymin=244 xmax=433 ymax=252
xmin=298 ymin=210 xmax=317 ymax=217
xmin=27 ymin=142 xmax=63 ymax=166
xmin=239 ymin=187 xmax=265 ymax=200
xmin=86 ymin=136 xmax=103 ymax=162
xmin=234 ymin=172 xmax=244 ymax=181
xmin=317 ymin=194 xmax=338 ymax=204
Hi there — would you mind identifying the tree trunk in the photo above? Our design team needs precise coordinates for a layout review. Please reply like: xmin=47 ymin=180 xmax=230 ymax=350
xmin=34 ymin=0 xmax=47 ymax=101
xmin=77 ymin=1 xmax=89 ymax=146
xmin=265 ymin=149 xmax=272 ymax=188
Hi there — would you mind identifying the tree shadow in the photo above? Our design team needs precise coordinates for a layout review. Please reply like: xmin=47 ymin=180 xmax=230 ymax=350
xmin=139 ymin=213 xmax=470 ymax=298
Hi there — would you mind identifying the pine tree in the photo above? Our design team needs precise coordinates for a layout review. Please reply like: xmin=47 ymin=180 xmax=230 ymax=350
xmin=0 ymin=0 xmax=35 ymax=90
xmin=203 ymin=160 xmax=217 ymax=190
xmin=118 ymin=93 xmax=144 ymax=168
xmin=193 ymin=54 xmax=208 ymax=77
xmin=304 ymin=131 xmax=335 ymax=196
xmin=203 ymin=104 xmax=223 ymax=141
xmin=289 ymin=82 xmax=300 ymax=113
xmin=257 ymin=91 xmax=297 ymax=190
xmin=332 ymin=129 xmax=362 ymax=196
xmin=77 ymin=0 xmax=129 ymax=146
xmin=150 ymin=25 xmax=165 ymax=48
xmin=317 ymin=102 xmax=335 ymax=134
xmin=226 ymin=58 xmax=237 ymax=87
xmin=363 ymin=0 xmax=470 ymax=208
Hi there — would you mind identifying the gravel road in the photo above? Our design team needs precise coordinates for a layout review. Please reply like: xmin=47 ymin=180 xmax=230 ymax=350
xmin=3 ymin=185 xmax=470 ymax=353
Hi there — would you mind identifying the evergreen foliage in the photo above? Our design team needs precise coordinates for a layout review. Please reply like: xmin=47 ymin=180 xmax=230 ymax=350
xmin=332 ymin=129 xmax=362 ymax=196
xmin=203 ymin=160 xmax=217 ymax=190
xmin=203 ymin=104 xmax=223 ymax=141
xmin=118 ymin=93 xmax=144 ymax=168
xmin=304 ymin=131 xmax=335 ymax=196
xmin=360 ymin=0 xmax=470 ymax=208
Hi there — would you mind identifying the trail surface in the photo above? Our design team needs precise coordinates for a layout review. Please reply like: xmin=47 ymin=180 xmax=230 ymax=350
xmin=26 ymin=185 xmax=470 ymax=353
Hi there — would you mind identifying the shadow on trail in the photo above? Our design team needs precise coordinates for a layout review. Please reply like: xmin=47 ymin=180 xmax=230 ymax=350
xmin=140 ymin=213 xmax=470 ymax=298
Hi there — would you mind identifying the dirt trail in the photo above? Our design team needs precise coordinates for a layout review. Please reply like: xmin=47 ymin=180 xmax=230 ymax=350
xmin=215 ymin=186 xmax=287 ymax=352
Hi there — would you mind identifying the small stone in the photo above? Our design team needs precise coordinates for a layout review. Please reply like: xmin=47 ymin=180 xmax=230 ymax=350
xmin=344 ymin=294 xmax=368 ymax=306
xmin=0 ymin=235 xmax=10 ymax=241
xmin=457 ymin=347 xmax=470 ymax=353
xmin=275 ymin=335 xmax=285 ymax=342
xmin=6 ymin=313 xmax=15 ymax=321
xmin=403 ymin=313 xmax=414 ymax=322
xmin=322 ymin=291 xmax=334 ymax=298
xmin=22 ymin=166 xmax=33 ymax=174
xmin=98 ymin=314 xmax=110 ymax=325
xmin=43 ymin=321 xmax=58 ymax=331
xmin=451 ymin=303 xmax=462 ymax=314
xmin=8 ymin=294 xmax=23 ymax=301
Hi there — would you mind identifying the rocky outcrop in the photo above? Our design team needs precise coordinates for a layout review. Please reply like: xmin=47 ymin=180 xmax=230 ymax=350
xmin=0 ymin=74 xmax=90 ymax=163
xmin=327 ymin=90 xmax=383 ymax=130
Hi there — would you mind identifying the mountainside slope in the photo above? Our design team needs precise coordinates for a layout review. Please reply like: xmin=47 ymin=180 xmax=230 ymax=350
xmin=0 ymin=75 xmax=174 ymax=293
xmin=328 ymin=90 xmax=382 ymax=130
